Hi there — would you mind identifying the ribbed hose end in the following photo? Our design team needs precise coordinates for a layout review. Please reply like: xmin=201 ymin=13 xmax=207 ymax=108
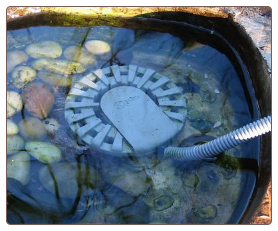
xmin=164 ymin=116 xmax=271 ymax=161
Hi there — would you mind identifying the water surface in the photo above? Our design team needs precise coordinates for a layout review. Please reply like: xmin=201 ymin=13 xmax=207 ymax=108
xmin=7 ymin=26 xmax=259 ymax=224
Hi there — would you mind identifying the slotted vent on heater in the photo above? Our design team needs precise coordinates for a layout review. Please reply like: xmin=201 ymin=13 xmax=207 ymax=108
xmin=65 ymin=65 xmax=187 ymax=156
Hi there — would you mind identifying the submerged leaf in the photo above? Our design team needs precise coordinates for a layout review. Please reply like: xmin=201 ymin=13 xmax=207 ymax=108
xmin=23 ymin=82 xmax=55 ymax=119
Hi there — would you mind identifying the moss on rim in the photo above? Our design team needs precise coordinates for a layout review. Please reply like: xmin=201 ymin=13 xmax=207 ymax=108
xmin=7 ymin=7 xmax=228 ymax=29
xmin=39 ymin=7 xmax=228 ymax=18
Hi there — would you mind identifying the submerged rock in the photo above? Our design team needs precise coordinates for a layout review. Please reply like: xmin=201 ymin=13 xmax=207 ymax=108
xmin=7 ymin=135 xmax=25 ymax=155
xmin=153 ymin=195 xmax=174 ymax=211
xmin=11 ymin=66 xmax=36 ymax=89
xmin=7 ymin=91 xmax=23 ymax=118
xmin=19 ymin=117 xmax=47 ymax=140
xmin=64 ymin=45 xmax=96 ymax=65
xmin=33 ymin=58 xmax=86 ymax=75
xmin=44 ymin=118 xmax=60 ymax=134
xmin=85 ymin=40 xmax=111 ymax=59
xmin=7 ymin=119 xmax=19 ymax=135
xmin=7 ymin=152 xmax=30 ymax=185
xmin=37 ymin=71 xmax=72 ymax=87
xmin=39 ymin=162 xmax=99 ymax=199
xmin=7 ymin=50 xmax=28 ymax=73
xmin=194 ymin=205 xmax=218 ymax=219
xmin=26 ymin=41 xmax=62 ymax=59
xmin=187 ymin=204 xmax=218 ymax=224
xmin=25 ymin=141 xmax=62 ymax=163
xmin=190 ymin=119 xmax=214 ymax=133
xmin=182 ymin=172 xmax=199 ymax=189
xmin=198 ymin=162 xmax=221 ymax=186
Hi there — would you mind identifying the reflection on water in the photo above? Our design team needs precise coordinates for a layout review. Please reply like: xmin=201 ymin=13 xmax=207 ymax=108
xmin=7 ymin=26 xmax=258 ymax=224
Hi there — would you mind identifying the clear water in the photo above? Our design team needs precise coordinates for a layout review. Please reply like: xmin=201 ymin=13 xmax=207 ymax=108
xmin=7 ymin=26 xmax=259 ymax=224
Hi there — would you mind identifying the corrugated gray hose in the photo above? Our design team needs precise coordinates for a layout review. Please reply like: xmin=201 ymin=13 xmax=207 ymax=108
xmin=164 ymin=116 xmax=271 ymax=161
